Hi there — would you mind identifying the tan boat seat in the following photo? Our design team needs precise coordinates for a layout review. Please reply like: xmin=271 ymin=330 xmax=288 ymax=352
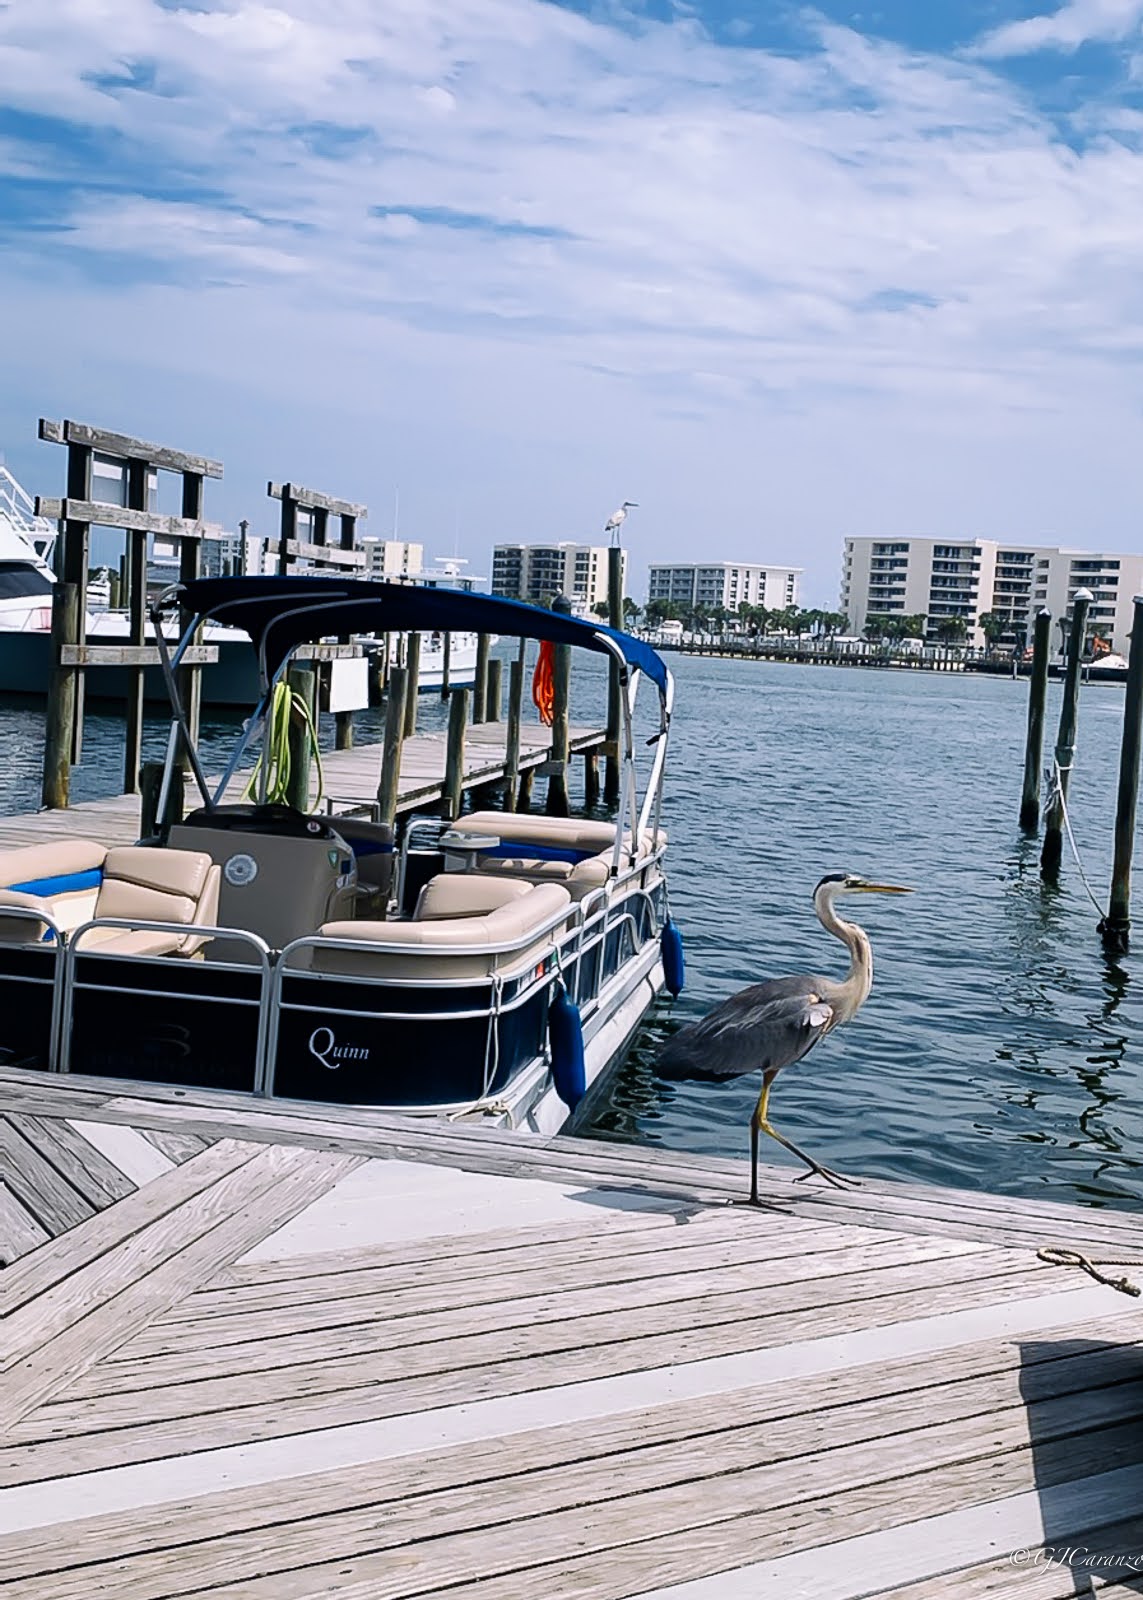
xmin=413 ymin=874 xmax=532 ymax=921
xmin=87 ymin=847 xmax=221 ymax=956
xmin=460 ymin=812 xmax=618 ymax=853
xmin=315 ymin=882 xmax=572 ymax=981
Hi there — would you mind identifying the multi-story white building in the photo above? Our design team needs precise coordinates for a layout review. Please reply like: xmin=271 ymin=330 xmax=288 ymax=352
xmin=357 ymin=539 xmax=424 ymax=579
xmin=646 ymin=562 xmax=801 ymax=613
xmin=841 ymin=538 xmax=1143 ymax=650
xmin=491 ymin=543 xmax=623 ymax=615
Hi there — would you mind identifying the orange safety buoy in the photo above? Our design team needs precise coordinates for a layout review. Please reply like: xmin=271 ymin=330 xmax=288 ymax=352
xmin=532 ymin=639 xmax=555 ymax=726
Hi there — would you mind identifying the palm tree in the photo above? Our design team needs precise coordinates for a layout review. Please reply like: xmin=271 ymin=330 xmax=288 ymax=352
xmin=623 ymin=597 xmax=640 ymax=628
xmin=591 ymin=600 xmax=610 ymax=620
xmin=935 ymin=616 xmax=968 ymax=645
xmin=977 ymin=611 xmax=1007 ymax=655
xmin=863 ymin=615 xmax=889 ymax=642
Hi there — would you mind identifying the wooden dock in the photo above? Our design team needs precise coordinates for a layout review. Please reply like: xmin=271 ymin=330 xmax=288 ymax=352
xmin=0 ymin=721 xmax=606 ymax=850
xmin=2 ymin=1066 xmax=1142 ymax=1598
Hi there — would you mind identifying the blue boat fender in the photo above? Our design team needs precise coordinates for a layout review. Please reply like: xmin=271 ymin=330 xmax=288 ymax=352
xmin=661 ymin=916 xmax=685 ymax=997
xmin=548 ymin=984 xmax=586 ymax=1111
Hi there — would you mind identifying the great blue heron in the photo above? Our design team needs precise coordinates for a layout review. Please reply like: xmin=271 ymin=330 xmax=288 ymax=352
xmin=604 ymin=501 xmax=637 ymax=542
xmin=657 ymin=873 xmax=911 ymax=1201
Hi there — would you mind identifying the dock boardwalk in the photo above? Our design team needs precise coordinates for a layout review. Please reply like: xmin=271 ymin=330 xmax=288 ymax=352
xmin=1 ymin=1068 xmax=1142 ymax=1597
xmin=0 ymin=721 xmax=606 ymax=850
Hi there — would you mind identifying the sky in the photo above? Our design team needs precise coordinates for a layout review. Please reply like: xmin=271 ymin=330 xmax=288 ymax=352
xmin=4 ymin=3 xmax=1143 ymax=604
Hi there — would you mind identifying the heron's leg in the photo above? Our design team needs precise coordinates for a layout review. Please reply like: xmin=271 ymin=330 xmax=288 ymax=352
xmin=755 ymin=1079 xmax=859 ymax=1192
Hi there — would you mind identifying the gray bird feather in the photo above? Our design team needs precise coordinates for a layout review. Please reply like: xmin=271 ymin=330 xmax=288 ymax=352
xmin=657 ymin=976 xmax=837 ymax=1083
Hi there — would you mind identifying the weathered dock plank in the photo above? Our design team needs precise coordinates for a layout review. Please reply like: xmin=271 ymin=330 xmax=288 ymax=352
xmin=0 ymin=1071 xmax=1140 ymax=1598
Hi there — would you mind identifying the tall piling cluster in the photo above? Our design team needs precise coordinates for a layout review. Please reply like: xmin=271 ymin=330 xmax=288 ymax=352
xmin=1019 ymin=588 xmax=1143 ymax=950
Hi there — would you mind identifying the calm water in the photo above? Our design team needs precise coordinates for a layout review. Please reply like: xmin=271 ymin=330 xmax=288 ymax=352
xmin=4 ymin=655 xmax=1143 ymax=1211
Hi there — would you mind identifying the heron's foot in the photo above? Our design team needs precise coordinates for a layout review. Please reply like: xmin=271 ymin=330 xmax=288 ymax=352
xmin=791 ymin=1162 xmax=860 ymax=1191
xmin=730 ymin=1194 xmax=772 ymax=1209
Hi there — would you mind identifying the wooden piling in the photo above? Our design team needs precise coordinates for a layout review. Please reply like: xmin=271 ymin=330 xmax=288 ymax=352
xmin=1101 ymin=595 xmax=1143 ymax=948
xmin=1042 ymin=588 xmax=1092 ymax=880
xmin=1019 ymin=608 xmax=1052 ymax=833
xmin=503 ymin=657 xmax=523 ymax=814
xmin=139 ymin=757 xmax=184 ymax=841
xmin=41 ymin=583 xmax=79 ymax=811
xmin=486 ymin=657 xmax=503 ymax=722
xmin=404 ymin=631 xmax=421 ymax=738
xmin=375 ymin=666 xmax=408 ymax=830
xmin=123 ymin=460 xmax=148 ymax=796
xmin=546 ymin=642 xmax=571 ymax=817
xmin=516 ymin=766 xmax=535 ymax=811
xmin=440 ymin=632 xmax=451 ymax=701
xmin=284 ymin=666 xmax=315 ymax=813
xmin=335 ymin=708 xmax=354 ymax=750
xmin=473 ymin=633 xmax=491 ymax=723
xmin=584 ymin=747 xmax=600 ymax=808
xmin=444 ymin=687 xmax=469 ymax=820
xmin=604 ymin=545 xmax=623 ymax=805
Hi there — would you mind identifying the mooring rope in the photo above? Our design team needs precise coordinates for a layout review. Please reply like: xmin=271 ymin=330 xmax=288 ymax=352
xmin=1047 ymin=759 xmax=1108 ymax=920
xmin=1037 ymin=1246 xmax=1143 ymax=1298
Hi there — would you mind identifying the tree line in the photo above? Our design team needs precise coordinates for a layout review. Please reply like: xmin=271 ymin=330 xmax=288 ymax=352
xmin=633 ymin=598 xmax=851 ymax=637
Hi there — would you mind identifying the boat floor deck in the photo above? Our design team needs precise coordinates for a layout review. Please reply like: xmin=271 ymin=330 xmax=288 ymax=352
xmin=0 ymin=721 xmax=606 ymax=849
xmin=1 ymin=1066 xmax=1142 ymax=1598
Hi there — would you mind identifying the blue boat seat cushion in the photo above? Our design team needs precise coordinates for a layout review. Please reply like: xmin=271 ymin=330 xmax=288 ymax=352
xmin=0 ymin=838 xmax=108 ymax=936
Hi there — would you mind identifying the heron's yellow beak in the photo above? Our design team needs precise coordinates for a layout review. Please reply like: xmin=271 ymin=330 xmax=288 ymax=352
xmin=854 ymin=883 xmax=912 ymax=895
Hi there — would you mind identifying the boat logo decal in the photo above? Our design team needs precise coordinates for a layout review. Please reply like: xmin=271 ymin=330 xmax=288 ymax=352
xmin=223 ymin=853 xmax=258 ymax=887
xmin=308 ymin=1026 xmax=370 ymax=1071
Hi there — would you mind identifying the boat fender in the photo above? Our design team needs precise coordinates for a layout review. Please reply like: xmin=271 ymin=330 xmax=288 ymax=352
xmin=548 ymin=984 xmax=586 ymax=1111
xmin=661 ymin=917 xmax=685 ymax=997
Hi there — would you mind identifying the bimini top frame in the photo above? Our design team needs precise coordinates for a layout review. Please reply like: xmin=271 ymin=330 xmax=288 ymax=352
xmin=150 ymin=575 xmax=674 ymax=872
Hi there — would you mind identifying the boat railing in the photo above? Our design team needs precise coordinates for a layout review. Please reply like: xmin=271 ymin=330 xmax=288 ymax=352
xmin=57 ymin=920 xmax=274 ymax=1080
xmin=37 ymin=855 xmax=666 ymax=1095
xmin=0 ymin=904 xmax=68 ymax=1071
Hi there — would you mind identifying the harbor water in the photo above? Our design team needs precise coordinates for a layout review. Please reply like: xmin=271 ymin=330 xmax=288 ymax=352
xmin=3 ymin=652 xmax=1142 ymax=1212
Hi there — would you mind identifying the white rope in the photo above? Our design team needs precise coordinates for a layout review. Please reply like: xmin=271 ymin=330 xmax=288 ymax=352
xmin=1047 ymin=758 xmax=1108 ymax=920
xmin=446 ymin=973 xmax=509 ymax=1124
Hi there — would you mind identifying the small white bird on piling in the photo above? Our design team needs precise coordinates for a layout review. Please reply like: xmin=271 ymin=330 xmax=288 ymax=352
xmin=657 ymin=873 xmax=911 ymax=1201
xmin=604 ymin=501 xmax=637 ymax=544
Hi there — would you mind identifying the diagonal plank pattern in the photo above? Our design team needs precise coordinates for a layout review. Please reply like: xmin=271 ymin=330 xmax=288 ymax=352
xmin=0 ymin=1067 xmax=1141 ymax=1598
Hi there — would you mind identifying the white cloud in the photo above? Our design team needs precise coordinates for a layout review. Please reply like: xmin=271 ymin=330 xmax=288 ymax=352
xmin=974 ymin=0 xmax=1143 ymax=58
xmin=3 ymin=0 xmax=1143 ymax=586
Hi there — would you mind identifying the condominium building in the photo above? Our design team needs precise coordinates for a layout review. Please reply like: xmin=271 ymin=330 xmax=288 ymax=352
xmin=646 ymin=562 xmax=801 ymax=612
xmin=841 ymin=537 xmax=1143 ymax=650
xmin=357 ymin=539 xmax=424 ymax=579
xmin=491 ymin=543 xmax=624 ymax=615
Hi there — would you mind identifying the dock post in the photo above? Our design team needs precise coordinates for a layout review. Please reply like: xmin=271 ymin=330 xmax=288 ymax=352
xmin=41 ymin=582 xmax=79 ymax=810
xmin=440 ymin=632 xmax=451 ymax=701
xmin=486 ymin=657 xmax=503 ymax=722
xmin=504 ymin=657 xmax=523 ymax=813
xmin=335 ymin=708 xmax=354 ymax=751
xmin=403 ymin=631 xmax=421 ymax=738
xmin=285 ymin=666 xmax=315 ymax=813
xmin=1101 ymin=595 xmax=1143 ymax=949
xmin=1019 ymin=608 xmax=1052 ymax=833
xmin=1042 ymin=588 xmax=1092 ymax=881
xmin=376 ymin=666 xmax=408 ymax=830
xmin=123 ymin=459 xmax=149 ymax=795
xmin=546 ymin=642 xmax=571 ymax=817
xmin=516 ymin=766 xmax=536 ymax=811
xmin=139 ymin=758 xmax=184 ymax=840
xmin=473 ymin=633 xmax=490 ymax=723
xmin=584 ymin=747 xmax=600 ymax=808
xmin=444 ymin=686 xmax=469 ymax=819
xmin=604 ymin=546 xmax=622 ymax=805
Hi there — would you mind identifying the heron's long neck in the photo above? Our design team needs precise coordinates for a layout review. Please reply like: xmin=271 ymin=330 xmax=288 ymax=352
xmin=817 ymin=893 xmax=873 ymax=1023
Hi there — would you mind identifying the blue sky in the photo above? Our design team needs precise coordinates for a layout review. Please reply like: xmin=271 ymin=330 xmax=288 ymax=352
xmin=4 ymin=1 xmax=1143 ymax=602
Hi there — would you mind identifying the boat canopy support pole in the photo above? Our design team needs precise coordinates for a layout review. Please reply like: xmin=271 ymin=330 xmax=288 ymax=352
xmin=151 ymin=606 xmax=214 ymax=813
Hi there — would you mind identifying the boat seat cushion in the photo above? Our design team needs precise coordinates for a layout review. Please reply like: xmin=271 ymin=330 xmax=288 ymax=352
xmin=460 ymin=812 xmax=618 ymax=854
xmin=91 ymin=847 xmax=221 ymax=956
xmin=316 ymin=882 xmax=572 ymax=980
xmin=0 ymin=890 xmax=56 ymax=945
xmin=414 ymin=875 xmax=532 ymax=921
xmin=0 ymin=839 xmax=108 ymax=935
